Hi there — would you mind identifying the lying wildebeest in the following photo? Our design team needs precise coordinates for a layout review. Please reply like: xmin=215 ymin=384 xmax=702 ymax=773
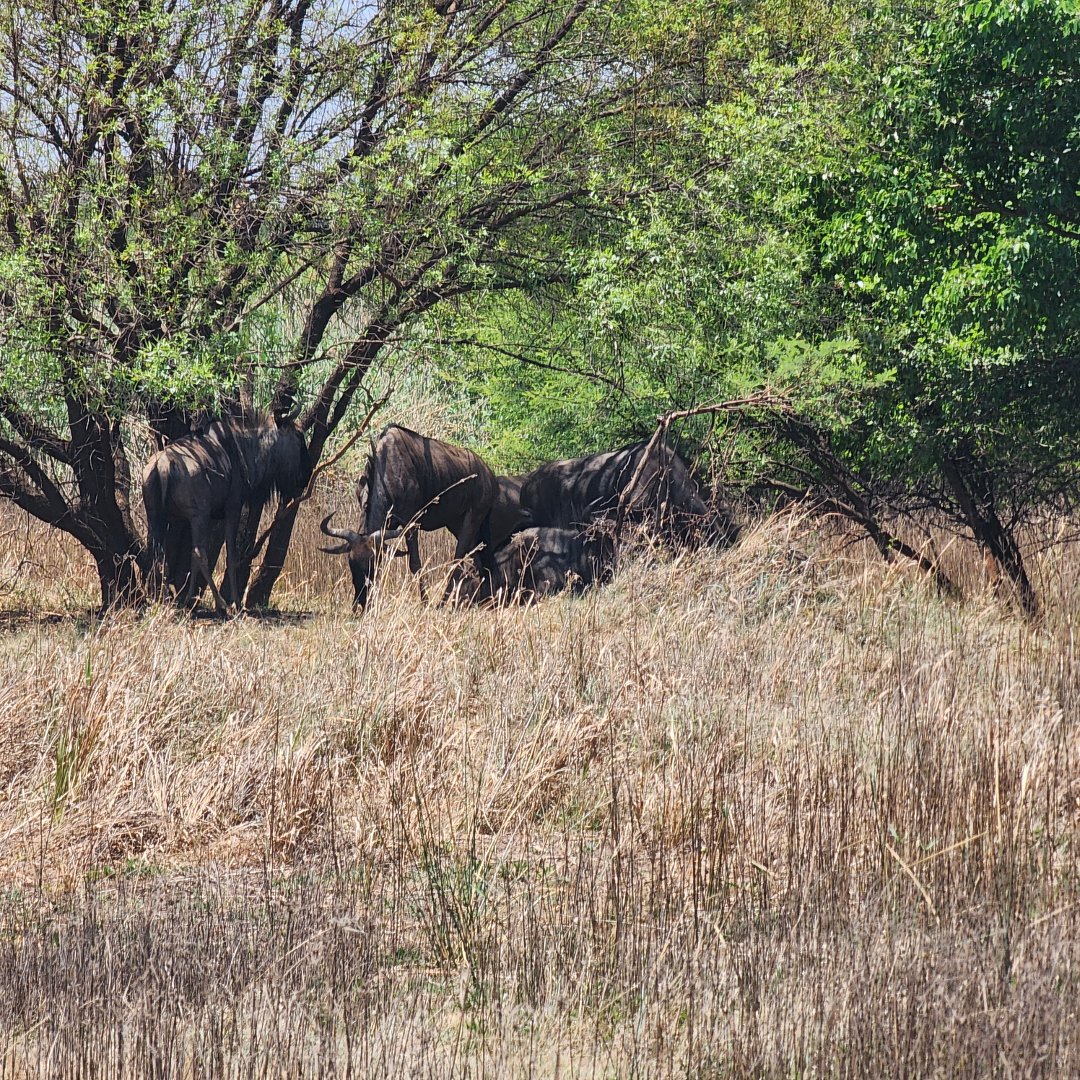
xmin=482 ymin=525 xmax=616 ymax=603
xmin=520 ymin=435 xmax=737 ymax=545
xmin=320 ymin=424 xmax=499 ymax=610
xmin=142 ymin=409 xmax=311 ymax=612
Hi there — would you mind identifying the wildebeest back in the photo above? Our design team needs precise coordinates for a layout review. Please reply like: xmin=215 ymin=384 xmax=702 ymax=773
xmin=520 ymin=437 xmax=711 ymax=538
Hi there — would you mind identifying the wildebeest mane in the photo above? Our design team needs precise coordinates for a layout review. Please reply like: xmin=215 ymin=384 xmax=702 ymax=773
xmin=215 ymin=413 xmax=310 ymax=504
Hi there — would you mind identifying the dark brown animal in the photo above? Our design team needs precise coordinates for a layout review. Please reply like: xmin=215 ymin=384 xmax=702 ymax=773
xmin=484 ymin=526 xmax=615 ymax=603
xmin=487 ymin=475 xmax=526 ymax=549
xmin=320 ymin=425 xmax=499 ymax=610
xmin=520 ymin=436 xmax=736 ymax=545
xmin=142 ymin=411 xmax=311 ymax=611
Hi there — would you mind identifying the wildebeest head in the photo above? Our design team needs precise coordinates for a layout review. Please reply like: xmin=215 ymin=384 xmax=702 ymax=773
xmin=626 ymin=440 xmax=742 ymax=547
xmin=319 ymin=513 xmax=406 ymax=609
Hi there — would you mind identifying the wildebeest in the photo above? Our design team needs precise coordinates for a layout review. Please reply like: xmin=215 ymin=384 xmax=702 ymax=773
xmin=520 ymin=436 xmax=736 ymax=545
xmin=319 ymin=425 xmax=499 ymax=610
xmin=469 ymin=474 xmax=527 ymax=595
xmin=487 ymin=475 xmax=526 ymax=549
xmin=482 ymin=525 xmax=616 ymax=603
xmin=142 ymin=410 xmax=311 ymax=611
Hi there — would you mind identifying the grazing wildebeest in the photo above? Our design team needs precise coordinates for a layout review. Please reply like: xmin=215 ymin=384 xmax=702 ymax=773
xmin=483 ymin=525 xmax=616 ymax=603
xmin=142 ymin=410 xmax=311 ymax=612
xmin=520 ymin=436 xmax=736 ymax=545
xmin=319 ymin=425 xmax=499 ymax=610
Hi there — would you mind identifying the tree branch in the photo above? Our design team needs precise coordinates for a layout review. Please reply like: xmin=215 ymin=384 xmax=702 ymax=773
xmin=0 ymin=395 xmax=71 ymax=463
xmin=0 ymin=436 xmax=78 ymax=531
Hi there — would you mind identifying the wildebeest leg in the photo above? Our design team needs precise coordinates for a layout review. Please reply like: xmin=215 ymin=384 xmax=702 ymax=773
xmin=142 ymin=520 xmax=173 ymax=603
xmin=160 ymin=520 xmax=193 ymax=601
xmin=179 ymin=519 xmax=204 ymax=608
xmin=443 ymin=510 xmax=486 ymax=603
xmin=173 ymin=523 xmax=222 ymax=606
xmin=219 ymin=504 xmax=244 ymax=615
xmin=203 ymin=524 xmax=225 ymax=603
xmin=187 ymin=516 xmax=230 ymax=613
xmin=406 ymin=530 xmax=426 ymax=602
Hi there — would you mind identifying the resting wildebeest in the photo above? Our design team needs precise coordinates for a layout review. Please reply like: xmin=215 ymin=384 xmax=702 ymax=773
xmin=520 ymin=436 xmax=736 ymax=545
xmin=142 ymin=410 xmax=311 ymax=612
xmin=483 ymin=525 xmax=616 ymax=603
xmin=320 ymin=424 xmax=499 ymax=610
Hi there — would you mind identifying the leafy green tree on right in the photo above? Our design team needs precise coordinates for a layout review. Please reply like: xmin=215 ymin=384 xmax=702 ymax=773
xmin=822 ymin=0 xmax=1080 ymax=615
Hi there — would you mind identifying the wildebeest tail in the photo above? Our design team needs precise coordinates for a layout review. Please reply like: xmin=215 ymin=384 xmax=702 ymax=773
xmin=141 ymin=461 xmax=169 ymax=562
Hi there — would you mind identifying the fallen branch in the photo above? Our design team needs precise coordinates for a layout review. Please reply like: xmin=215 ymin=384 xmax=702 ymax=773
xmin=620 ymin=389 xmax=959 ymax=597
xmin=757 ymin=479 xmax=959 ymax=597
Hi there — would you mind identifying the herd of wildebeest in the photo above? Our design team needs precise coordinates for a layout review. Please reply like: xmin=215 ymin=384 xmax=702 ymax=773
xmin=140 ymin=407 xmax=739 ymax=613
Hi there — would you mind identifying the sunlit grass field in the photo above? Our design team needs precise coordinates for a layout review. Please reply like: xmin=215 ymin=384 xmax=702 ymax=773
xmin=1 ymin=497 xmax=1078 ymax=1077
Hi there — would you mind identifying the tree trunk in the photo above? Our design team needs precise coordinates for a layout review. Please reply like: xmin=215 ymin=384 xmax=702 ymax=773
xmin=244 ymin=501 xmax=302 ymax=609
xmin=67 ymin=403 xmax=147 ymax=611
xmin=941 ymin=457 xmax=1038 ymax=619
xmin=92 ymin=539 xmax=144 ymax=613
xmin=223 ymin=504 xmax=262 ymax=608
xmin=248 ymin=342 xmax=381 ymax=608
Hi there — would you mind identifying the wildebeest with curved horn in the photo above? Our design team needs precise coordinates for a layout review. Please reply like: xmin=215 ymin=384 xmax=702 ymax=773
xmin=320 ymin=424 xmax=499 ymax=610
xmin=142 ymin=408 xmax=311 ymax=612
xmin=520 ymin=436 xmax=738 ymax=546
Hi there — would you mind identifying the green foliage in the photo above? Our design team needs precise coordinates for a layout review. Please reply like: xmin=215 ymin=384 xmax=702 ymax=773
xmin=821 ymin=0 xmax=1080 ymax=500
xmin=0 ymin=0 xmax=295 ymax=417
xmin=418 ymin=0 xmax=891 ymax=466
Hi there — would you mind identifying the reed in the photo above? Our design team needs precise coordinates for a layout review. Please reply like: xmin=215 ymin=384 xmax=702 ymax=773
xmin=0 ymin=503 xmax=1077 ymax=1077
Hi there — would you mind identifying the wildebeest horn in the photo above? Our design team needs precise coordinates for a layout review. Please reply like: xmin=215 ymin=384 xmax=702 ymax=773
xmin=319 ymin=513 xmax=363 ymax=554
xmin=367 ymin=526 xmax=406 ymax=545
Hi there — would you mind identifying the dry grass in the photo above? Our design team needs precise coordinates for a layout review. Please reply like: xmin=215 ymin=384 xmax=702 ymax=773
xmin=1 ymin=503 xmax=1079 ymax=1077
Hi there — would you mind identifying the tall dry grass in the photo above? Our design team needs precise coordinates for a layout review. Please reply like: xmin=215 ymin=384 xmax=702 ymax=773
xmin=0 ymin=503 xmax=1079 ymax=1077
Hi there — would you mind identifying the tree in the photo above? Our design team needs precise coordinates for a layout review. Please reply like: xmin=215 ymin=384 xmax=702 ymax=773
xmin=408 ymin=0 xmax=894 ymax=463
xmin=820 ymin=0 xmax=1080 ymax=615
xmin=0 ymin=0 xmax=657 ymax=609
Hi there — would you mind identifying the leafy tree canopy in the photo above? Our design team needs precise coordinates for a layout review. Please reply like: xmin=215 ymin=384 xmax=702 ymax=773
xmin=823 ymin=0 xmax=1080 ymax=492
xmin=419 ymin=0 xmax=895 ymax=465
